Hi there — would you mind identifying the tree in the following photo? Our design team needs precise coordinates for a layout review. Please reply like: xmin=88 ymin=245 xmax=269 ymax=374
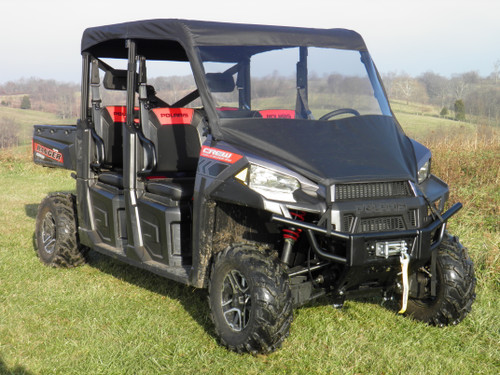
xmin=454 ymin=99 xmax=466 ymax=121
xmin=394 ymin=75 xmax=415 ymax=104
xmin=20 ymin=95 xmax=31 ymax=109
xmin=392 ymin=74 xmax=428 ymax=104
xmin=418 ymin=71 xmax=450 ymax=108
xmin=493 ymin=60 xmax=500 ymax=84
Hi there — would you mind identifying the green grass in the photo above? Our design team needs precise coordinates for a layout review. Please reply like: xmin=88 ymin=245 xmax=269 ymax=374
xmin=0 ymin=108 xmax=499 ymax=374
xmin=390 ymin=99 xmax=478 ymax=139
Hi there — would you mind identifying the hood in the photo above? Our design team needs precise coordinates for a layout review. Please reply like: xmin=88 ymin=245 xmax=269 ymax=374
xmin=219 ymin=115 xmax=416 ymax=184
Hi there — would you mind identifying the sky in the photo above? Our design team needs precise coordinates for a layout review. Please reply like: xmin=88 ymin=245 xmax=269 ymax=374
xmin=1 ymin=0 xmax=499 ymax=84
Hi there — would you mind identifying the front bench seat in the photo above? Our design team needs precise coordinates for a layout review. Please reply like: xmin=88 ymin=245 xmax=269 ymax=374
xmin=139 ymin=107 xmax=203 ymax=200
xmin=145 ymin=178 xmax=195 ymax=201
xmin=95 ymin=106 xmax=126 ymax=189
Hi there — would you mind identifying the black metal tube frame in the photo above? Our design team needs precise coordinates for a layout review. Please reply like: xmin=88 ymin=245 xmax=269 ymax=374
xmin=272 ymin=202 xmax=462 ymax=264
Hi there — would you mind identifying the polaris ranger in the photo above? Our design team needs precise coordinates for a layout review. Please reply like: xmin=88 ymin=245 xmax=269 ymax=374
xmin=33 ymin=19 xmax=476 ymax=354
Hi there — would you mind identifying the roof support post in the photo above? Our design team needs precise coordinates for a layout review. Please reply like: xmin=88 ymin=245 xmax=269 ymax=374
xmin=296 ymin=47 xmax=312 ymax=119
xmin=123 ymin=39 xmax=146 ymax=256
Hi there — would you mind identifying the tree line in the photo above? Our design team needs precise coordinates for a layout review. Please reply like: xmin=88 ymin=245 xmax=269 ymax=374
xmin=1 ymin=67 xmax=499 ymax=128
xmin=382 ymin=68 xmax=500 ymax=125
xmin=0 ymin=78 xmax=80 ymax=119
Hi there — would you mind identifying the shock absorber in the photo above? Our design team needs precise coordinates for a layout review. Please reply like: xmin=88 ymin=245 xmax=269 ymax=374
xmin=281 ymin=211 xmax=306 ymax=265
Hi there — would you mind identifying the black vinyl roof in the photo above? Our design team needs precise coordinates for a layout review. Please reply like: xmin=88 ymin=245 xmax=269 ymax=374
xmin=81 ymin=19 xmax=367 ymax=59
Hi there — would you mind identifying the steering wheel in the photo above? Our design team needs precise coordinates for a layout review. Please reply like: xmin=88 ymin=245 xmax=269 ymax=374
xmin=319 ymin=108 xmax=360 ymax=121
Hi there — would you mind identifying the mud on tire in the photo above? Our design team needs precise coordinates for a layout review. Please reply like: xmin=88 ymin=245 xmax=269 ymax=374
xmin=405 ymin=233 xmax=476 ymax=326
xmin=208 ymin=244 xmax=293 ymax=354
xmin=35 ymin=193 xmax=87 ymax=267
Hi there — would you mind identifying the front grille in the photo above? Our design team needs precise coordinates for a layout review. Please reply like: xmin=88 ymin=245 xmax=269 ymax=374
xmin=334 ymin=181 xmax=412 ymax=201
xmin=359 ymin=216 xmax=405 ymax=233
xmin=343 ymin=214 xmax=356 ymax=232
xmin=409 ymin=209 xmax=418 ymax=227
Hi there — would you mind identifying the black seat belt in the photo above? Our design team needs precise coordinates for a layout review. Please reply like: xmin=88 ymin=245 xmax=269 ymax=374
xmin=90 ymin=58 xmax=105 ymax=169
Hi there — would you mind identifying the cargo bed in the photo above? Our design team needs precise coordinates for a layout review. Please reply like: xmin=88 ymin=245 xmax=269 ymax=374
xmin=33 ymin=125 xmax=76 ymax=170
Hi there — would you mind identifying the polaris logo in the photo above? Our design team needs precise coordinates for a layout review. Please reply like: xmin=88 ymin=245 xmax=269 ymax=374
xmin=355 ymin=203 xmax=407 ymax=214
xmin=153 ymin=108 xmax=193 ymax=125
xmin=160 ymin=113 xmax=188 ymax=118
xmin=265 ymin=114 xmax=292 ymax=119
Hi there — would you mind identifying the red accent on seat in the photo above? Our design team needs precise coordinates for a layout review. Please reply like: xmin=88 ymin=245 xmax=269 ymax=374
xmin=259 ymin=109 xmax=295 ymax=119
xmin=216 ymin=106 xmax=238 ymax=111
xmin=152 ymin=108 xmax=194 ymax=125
xmin=105 ymin=106 xmax=139 ymax=123
xmin=106 ymin=106 xmax=127 ymax=122
xmin=145 ymin=175 xmax=167 ymax=180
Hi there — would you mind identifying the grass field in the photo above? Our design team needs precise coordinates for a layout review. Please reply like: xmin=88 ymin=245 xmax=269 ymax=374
xmin=0 ymin=106 xmax=76 ymax=145
xmin=0 ymin=106 xmax=498 ymax=374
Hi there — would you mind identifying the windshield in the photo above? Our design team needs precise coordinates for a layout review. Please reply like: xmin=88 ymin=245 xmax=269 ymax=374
xmin=199 ymin=46 xmax=391 ymax=120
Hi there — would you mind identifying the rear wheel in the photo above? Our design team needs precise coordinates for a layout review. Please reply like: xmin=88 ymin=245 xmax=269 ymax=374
xmin=35 ymin=193 xmax=87 ymax=267
xmin=405 ymin=233 xmax=476 ymax=326
xmin=208 ymin=244 xmax=293 ymax=354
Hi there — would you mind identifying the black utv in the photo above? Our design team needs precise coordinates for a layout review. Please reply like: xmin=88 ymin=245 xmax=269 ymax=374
xmin=33 ymin=19 xmax=475 ymax=354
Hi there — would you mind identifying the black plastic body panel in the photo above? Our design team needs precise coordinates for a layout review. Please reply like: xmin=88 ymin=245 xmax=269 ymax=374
xmin=137 ymin=195 xmax=192 ymax=267
xmin=89 ymin=182 xmax=127 ymax=248
xmin=33 ymin=125 xmax=76 ymax=170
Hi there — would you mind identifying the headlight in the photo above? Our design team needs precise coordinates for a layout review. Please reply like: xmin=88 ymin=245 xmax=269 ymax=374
xmin=417 ymin=159 xmax=431 ymax=184
xmin=235 ymin=164 xmax=300 ymax=202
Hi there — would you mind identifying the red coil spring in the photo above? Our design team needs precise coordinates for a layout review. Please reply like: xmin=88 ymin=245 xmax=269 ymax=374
xmin=282 ymin=211 xmax=306 ymax=242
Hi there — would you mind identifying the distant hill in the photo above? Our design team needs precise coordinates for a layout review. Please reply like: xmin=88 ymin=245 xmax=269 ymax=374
xmin=0 ymin=106 xmax=76 ymax=148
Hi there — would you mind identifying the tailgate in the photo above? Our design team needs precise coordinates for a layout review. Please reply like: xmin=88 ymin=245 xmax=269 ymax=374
xmin=33 ymin=125 xmax=76 ymax=170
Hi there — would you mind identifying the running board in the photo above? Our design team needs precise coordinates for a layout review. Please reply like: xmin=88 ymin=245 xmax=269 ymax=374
xmin=83 ymin=229 xmax=192 ymax=285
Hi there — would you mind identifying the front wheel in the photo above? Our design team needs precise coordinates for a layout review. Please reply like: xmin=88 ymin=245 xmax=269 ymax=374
xmin=208 ymin=244 xmax=293 ymax=354
xmin=405 ymin=233 xmax=476 ymax=326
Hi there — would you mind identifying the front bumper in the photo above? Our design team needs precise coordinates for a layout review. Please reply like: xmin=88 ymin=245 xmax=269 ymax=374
xmin=272 ymin=202 xmax=462 ymax=266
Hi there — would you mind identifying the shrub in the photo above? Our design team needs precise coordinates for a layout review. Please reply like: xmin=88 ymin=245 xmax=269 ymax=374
xmin=454 ymin=99 xmax=466 ymax=121
xmin=20 ymin=95 xmax=31 ymax=110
